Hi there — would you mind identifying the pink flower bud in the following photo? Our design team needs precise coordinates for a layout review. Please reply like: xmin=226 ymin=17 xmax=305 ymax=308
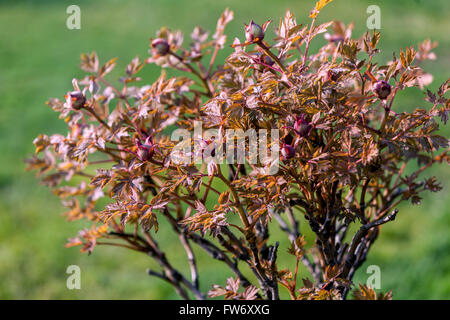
xmin=137 ymin=146 xmax=153 ymax=161
xmin=135 ymin=137 xmax=156 ymax=161
xmin=373 ymin=80 xmax=392 ymax=100
xmin=245 ymin=21 xmax=264 ymax=43
xmin=294 ymin=115 xmax=311 ymax=137
xmin=281 ymin=143 xmax=295 ymax=160
xmin=151 ymin=38 xmax=170 ymax=56
xmin=68 ymin=91 xmax=86 ymax=110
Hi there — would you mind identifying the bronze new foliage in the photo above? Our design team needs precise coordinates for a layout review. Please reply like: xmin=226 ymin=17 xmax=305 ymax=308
xmin=27 ymin=1 xmax=449 ymax=300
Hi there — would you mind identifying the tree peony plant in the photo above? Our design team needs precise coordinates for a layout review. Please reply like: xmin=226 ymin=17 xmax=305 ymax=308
xmin=27 ymin=0 xmax=449 ymax=300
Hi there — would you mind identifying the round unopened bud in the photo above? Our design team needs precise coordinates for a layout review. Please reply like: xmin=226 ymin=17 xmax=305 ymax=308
xmin=281 ymin=143 xmax=295 ymax=160
xmin=137 ymin=143 xmax=155 ymax=161
xmin=151 ymin=38 xmax=170 ymax=56
xmin=294 ymin=115 xmax=311 ymax=137
xmin=135 ymin=136 xmax=156 ymax=162
xmin=373 ymin=80 xmax=392 ymax=100
xmin=245 ymin=21 xmax=264 ymax=42
xmin=137 ymin=147 xmax=151 ymax=162
xmin=68 ymin=91 xmax=86 ymax=110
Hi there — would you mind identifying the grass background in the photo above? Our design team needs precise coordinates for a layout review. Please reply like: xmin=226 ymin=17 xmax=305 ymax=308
xmin=0 ymin=0 xmax=449 ymax=299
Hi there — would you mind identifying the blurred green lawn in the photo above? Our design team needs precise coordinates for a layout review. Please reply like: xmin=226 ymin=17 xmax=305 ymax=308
xmin=0 ymin=0 xmax=449 ymax=299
